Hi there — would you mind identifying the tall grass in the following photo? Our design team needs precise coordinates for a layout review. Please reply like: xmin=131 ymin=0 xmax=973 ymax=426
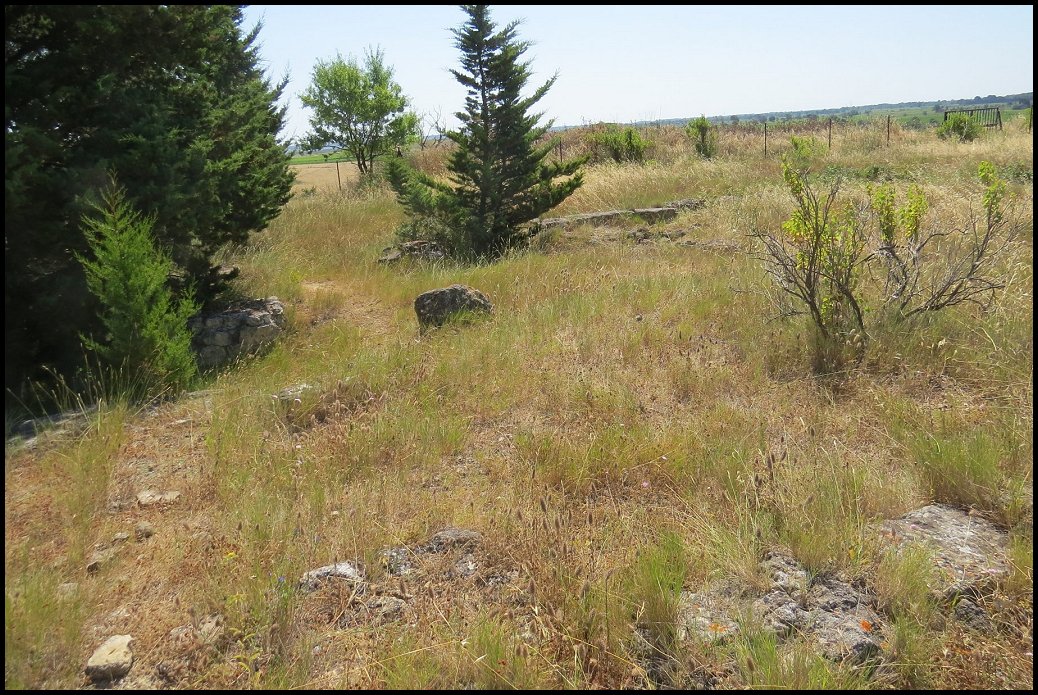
xmin=4 ymin=122 xmax=1031 ymax=689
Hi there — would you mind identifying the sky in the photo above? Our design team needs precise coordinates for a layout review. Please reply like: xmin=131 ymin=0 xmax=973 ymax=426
xmin=240 ymin=5 xmax=1034 ymax=142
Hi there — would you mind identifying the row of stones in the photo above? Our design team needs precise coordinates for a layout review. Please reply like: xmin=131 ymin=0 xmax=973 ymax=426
xmin=84 ymin=526 xmax=484 ymax=685
xmin=377 ymin=198 xmax=706 ymax=265
xmin=84 ymin=504 xmax=1009 ymax=685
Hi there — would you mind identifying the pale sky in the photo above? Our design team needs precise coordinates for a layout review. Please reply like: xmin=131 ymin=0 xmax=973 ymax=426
xmin=241 ymin=5 xmax=1034 ymax=142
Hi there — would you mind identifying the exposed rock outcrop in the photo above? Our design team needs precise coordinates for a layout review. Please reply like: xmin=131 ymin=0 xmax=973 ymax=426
xmin=188 ymin=297 xmax=285 ymax=369
xmin=414 ymin=285 xmax=493 ymax=331
xmin=378 ymin=240 xmax=448 ymax=265
xmin=85 ymin=634 xmax=134 ymax=683
xmin=532 ymin=198 xmax=704 ymax=232
xmin=878 ymin=504 xmax=1009 ymax=600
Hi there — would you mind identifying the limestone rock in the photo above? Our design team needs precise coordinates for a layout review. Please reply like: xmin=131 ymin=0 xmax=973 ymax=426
xmin=300 ymin=561 xmax=366 ymax=592
xmin=532 ymin=199 xmax=703 ymax=233
xmin=760 ymin=551 xmax=809 ymax=594
xmin=632 ymin=207 xmax=679 ymax=224
xmin=368 ymin=596 xmax=407 ymax=624
xmin=85 ymin=634 xmax=134 ymax=683
xmin=378 ymin=240 xmax=448 ymax=265
xmin=274 ymin=383 xmax=317 ymax=405
xmin=953 ymin=597 xmax=992 ymax=631
xmin=414 ymin=285 xmax=492 ymax=330
xmin=878 ymin=504 xmax=1009 ymax=600
xmin=804 ymin=574 xmax=883 ymax=663
xmin=750 ymin=552 xmax=883 ymax=664
xmin=168 ymin=614 xmax=226 ymax=650
xmin=134 ymin=521 xmax=157 ymax=540
xmin=137 ymin=490 xmax=181 ymax=507
xmin=677 ymin=591 xmax=740 ymax=643
xmin=272 ymin=383 xmax=319 ymax=425
xmin=188 ymin=297 xmax=285 ymax=369
xmin=87 ymin=547 xmax=118 ymax=574
xmin=662 ymin=198 xmax=706 ymax=211
xmin=753 ymin=588 xmax=808 ymax=637
xmin=450 ymin=553 xmax=479 ymax=578
xmin=378 ymin=547 xmax=415 ymax=576
xmin=420 ymin=527 xmax=483 ymax=554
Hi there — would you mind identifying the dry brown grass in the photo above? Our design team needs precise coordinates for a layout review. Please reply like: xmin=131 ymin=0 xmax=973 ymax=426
xmin=290 ymin=161 xmax=361 ymax=196
xmin=5 ymin=123 xmax=1032 ymax=689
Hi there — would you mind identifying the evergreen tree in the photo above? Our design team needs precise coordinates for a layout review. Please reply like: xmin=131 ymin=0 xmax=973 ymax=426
xmin=76 ymin=181 xmax=198 ymax=398
xmin=5 ymin=6 xmax=293 ymax=394
xmin=388 ymin=4 xmax=584 ymax=259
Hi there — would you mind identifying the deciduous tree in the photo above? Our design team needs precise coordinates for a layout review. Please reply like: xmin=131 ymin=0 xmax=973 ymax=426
xmin=299 ymin=48 xmax=419 ymax=176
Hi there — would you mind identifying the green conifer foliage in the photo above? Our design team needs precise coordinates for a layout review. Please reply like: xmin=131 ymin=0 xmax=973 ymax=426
xmin=389 ymin=4 xmax=584 ymax=259
xmin=76 ymin=182 xmax=198 ymax=398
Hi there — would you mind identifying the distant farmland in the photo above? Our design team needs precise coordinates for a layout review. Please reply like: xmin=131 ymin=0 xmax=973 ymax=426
xmin=290 ymin=159 xmax=360 ymax=194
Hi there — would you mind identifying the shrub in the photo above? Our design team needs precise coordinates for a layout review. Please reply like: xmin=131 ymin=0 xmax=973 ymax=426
xmin=751 ymin=137 xmax=869 ymax=372
xmin=872 ymin=160 xmax=1015 ymax=319
xmin=936 ymin=112 xmax=981 ymax=142
xmin=685 ymin=115 xmax=718 ymax=158
xmin=752 ymin=141 xmax=1016 ymax=373
xmin=584 ymin=124 xmax=651 ymax=163
xmin=76 ymin=181 xmax=199 ymax=399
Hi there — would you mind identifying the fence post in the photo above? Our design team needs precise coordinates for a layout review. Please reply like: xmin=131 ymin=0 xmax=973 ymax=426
xmin=828 ymin=118 xmax=832 ymax=149
xmin=764 ymin=121 xmax=768 ymax=157
xmin=335 ymin=160 xmax=341 ymax=191
xmin=886 ymin=115 xmax=891 ymax=146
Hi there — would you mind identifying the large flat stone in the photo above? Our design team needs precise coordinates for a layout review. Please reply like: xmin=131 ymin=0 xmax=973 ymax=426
xmin=877 ymin=504 xmax=1009 ymax=599
xmin=85 ymin=634 xmax=134 ymax=683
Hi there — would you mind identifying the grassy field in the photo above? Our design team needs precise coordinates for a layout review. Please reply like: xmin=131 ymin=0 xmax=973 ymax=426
xmin=845 ymin=106 xmax=1032 ymax=129
xmin=5 ymin=119 xmax=1033 ymax=689
xmin=289 ymin=160 xmax=361 ymax=195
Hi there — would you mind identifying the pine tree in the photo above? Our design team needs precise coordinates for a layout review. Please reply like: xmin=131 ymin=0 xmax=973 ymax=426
xmin=388 ymin=4 xmax=584 ymax=259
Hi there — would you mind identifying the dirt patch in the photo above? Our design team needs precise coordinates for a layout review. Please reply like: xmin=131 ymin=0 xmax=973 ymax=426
xmin=299 ymin=280 xmax=398 ymax=335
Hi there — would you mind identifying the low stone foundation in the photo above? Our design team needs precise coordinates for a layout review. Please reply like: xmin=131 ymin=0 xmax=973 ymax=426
xmin=188 ymin=297 xmax=286 ymax=369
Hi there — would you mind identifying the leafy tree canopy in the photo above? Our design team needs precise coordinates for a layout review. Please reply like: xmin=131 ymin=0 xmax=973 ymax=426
xmin=299 ymin=48 xmax=419 ymax=175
